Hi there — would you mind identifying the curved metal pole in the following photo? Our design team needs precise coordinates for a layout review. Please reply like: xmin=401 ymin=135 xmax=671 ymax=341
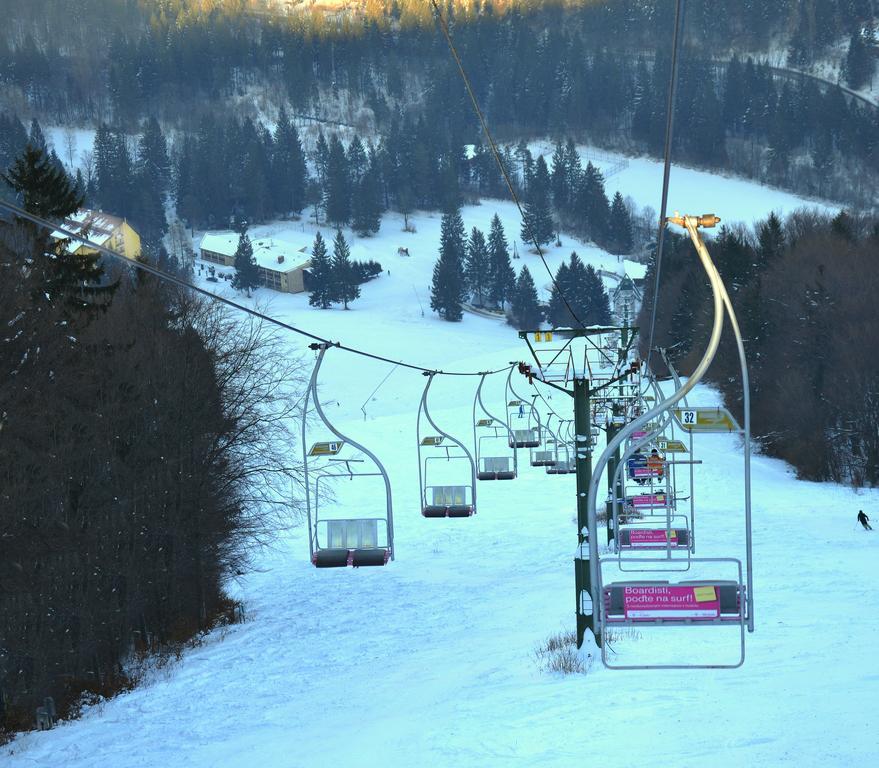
xmin=660 ymin=349 xmax=696 ymax=553
xmin=306 ymin=344 xmax=395 ymax=560
xmin=586 ymin=218 xmax=727 ymax=642
xmin=713 ymin=275 xmax=754 ymax=632
xmin=302 ymin=350 xmax=320 ymax=560
xmin=474 ymin=372 xmax=518 ymax=476
xmin=506 ymin=365 xmax=542 ymax=442
xmin=419 ymin=373 xmax=478 ymax=512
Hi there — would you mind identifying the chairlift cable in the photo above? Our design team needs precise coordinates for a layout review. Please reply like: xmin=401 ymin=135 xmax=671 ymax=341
xmin=644 ymin=0 xmax=686 ymax=372
xmin=428 ymin=0 xmax=587 ymax=329
xmin=0 ymin=199 xmax=510 ymax=378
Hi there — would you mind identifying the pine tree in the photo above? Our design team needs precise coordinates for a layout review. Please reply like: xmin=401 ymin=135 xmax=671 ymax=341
xmin=3 ymin=144 xmax=82 ymax=222
xmin=325 ymin=135 xmax=351 ymax=227
xmin=465 ymin=226 xmax=490 ymax=307
xmin=843 ymin=31 xmax=873 ymax=90
xmin=521 ymin=155 xmax=554 ymax=248
xmin=308 ymin=231 xmax=334 ymax=309
xmin=2 ymin=144 xmax=110 ymax=312
xmin=273 ymin=107 xmax=308 ymax=215
xmin=550 ymin=140 xmax=569 ymax=210
xmin=331 ymin=229 xmax=359 ymax=309
xmin=351 ymin=163 xmax=382 ymax=237
xmin=134 ymin=118 xmax=169 ymax=247
xmin=755 ymin=212 xmax=785 ymax=270
xmin=546 ymin=261 xmax=573 ymax=326
xmin=346 ymin=135 xmax=368 ymax=184
xmin=487 ymin=213 xmax=516 ymax=308
xmin=92 ymin=122 xmax=114 ymax=211
xmin=26 ymin=119 xmax=48 ymax=156
xmin=511 ymin=265 xmax=542 ymax=329
xmin=314 ymin=131 xmax=330 ymax=187
xmin=607 ymin=192 xmax=634 ymax=255
xmin=430 ymin=207 xmax=466 ymax=321
xmin=562 ymin=139 xmax=582 ymax=208
xmin=577 ymin=162 xmax=610 ymax=247
xmin=581 ymin=263 xmax=611 ymax=325
xmin=137 ymin=117 xmax=169 ymax=193
xmin=231 ymin=230 xmax=259 ymax=297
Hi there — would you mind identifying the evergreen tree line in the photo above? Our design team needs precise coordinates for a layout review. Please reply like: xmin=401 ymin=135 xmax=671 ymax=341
xmin=640 ymin=208 xmax=879 ymax=485
xmin=2 ymin=1 xmax=871 ymax=124
xmin=0 ymin=113 xmax=170 ymax=251
xmin=3 ymin=2 xmax=877 ymax=208
xmin=429 ymin=206 xmax=610 ymax=328
xmin=307 ymin=230 xmax=382 ymax=310
xmin=520 ymin=143 xmax=635 ymax=254
xmin=0 ymin=146 xmax=299 ymax=734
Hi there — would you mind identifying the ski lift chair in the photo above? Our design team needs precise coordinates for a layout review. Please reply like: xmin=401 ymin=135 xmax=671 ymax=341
xmin=473 ymin=375 xmax=518 ymax=481
xmin=505 ymin=367 xmax=542 ymax=448
xmin=303 ymin=345 xmax=394 ymax=568
xmin=418 ymin=374 xmax=477 ymax=518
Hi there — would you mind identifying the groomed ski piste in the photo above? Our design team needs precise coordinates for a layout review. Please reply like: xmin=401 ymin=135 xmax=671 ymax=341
xmin=4 ymin=162 xmax=878 ymax=767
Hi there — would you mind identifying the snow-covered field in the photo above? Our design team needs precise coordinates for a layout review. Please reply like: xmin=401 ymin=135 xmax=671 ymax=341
xmin=4 ymin=165 xmax=875 ymax=768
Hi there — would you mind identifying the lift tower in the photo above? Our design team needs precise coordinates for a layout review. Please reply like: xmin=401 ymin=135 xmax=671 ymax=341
xmin=517 ymin=327 xmax=640 ymax=647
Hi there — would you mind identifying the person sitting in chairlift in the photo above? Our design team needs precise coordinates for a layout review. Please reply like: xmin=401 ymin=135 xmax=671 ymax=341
xmin=647 ymin=448 xmax=665 ymax=480
xmin=857 ymin=510 xmax=872 ymax=531
xmin=627 ymin=448 xmax=648 ymax=484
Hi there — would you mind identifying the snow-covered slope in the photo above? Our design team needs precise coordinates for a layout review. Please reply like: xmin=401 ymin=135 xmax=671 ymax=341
xmin=4 ymin=178 xmax=875 ymax=768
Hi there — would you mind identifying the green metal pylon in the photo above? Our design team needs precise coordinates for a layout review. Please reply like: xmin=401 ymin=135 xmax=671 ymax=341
xmin=574 ymin=376 xmax=597 ymax=648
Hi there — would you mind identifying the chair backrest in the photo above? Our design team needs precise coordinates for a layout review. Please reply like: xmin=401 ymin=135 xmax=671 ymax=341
xmin=483 ymin=457 xmax=510 ymax=473
xmin=432 ymin=485 xmax=468 ymax=506
xmin=326 ymin=519 xmax=380 ymax=549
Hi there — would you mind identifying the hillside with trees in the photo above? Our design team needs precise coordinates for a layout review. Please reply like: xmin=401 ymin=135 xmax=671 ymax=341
xmin=0 ymin=147 xmax=300 ymax=737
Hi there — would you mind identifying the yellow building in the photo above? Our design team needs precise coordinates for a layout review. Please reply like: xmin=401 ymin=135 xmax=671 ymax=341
xmin=51 ymin=209 xmax=142 ymax=260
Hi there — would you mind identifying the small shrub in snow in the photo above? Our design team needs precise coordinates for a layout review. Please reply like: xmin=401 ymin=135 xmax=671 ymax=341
xmin=534 ymin=631 xmax=593 ymax=676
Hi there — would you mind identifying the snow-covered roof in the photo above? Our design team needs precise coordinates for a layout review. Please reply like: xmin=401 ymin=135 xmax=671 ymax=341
xmin=51 ymin=209 xmax=125 ymax=252
xmin=199 ymin=232 xmax=311 ymax=272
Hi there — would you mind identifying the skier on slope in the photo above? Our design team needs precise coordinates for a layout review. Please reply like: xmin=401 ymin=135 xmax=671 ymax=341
xmin=857 ymin=510 xmax=872 ymax=531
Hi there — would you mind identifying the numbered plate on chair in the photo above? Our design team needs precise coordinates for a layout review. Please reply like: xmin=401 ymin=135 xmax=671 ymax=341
xmin=309 ymin=441 xmax=345 ymax=456
xmin=476 ymin=418 xmax=494 ymax=427
xmin=672 ymin=407 xmax=740 ymax=433
xmin=420 ymin=436 xmax=445 ymax=446
xmin=657 ymin=439 xmax=688 ymax=453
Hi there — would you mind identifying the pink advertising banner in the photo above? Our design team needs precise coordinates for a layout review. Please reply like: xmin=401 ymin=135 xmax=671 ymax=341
xmin=623 ymin=585 xmax=720 ymax=620
xmin=629 ymin=493 xmax=668 ymax=508
xmin=627 ymin=528 xmax=680 ymax=547
xmin=633 ymin=466 xmax=662 ymax=477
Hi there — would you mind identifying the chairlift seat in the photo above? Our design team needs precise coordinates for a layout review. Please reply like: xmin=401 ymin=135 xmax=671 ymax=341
xmin=351 ymin=548 xmax=391 ymax=567
xmin=531 ymin=450 xmax=557 ymax=467
xmin=423 ymin=485 xmax=474 ymax=517
xmin=478 ymin=456 xmax=515 ymax=480
xmin=510 ymin=429 xmax=540 ymax=448
xmin=312 ymin=549 xmax=351 ymax=568
xmin=312 ymin=547 xmax=390 ymax=568
xmin=604 ymin=581 xmax=744 ymax=623
xmin=618 ymin=528 xmax=690 ymax=549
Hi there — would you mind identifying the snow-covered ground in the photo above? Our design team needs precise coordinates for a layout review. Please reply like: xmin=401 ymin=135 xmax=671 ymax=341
xmin=526 ymin=139 xmax=836 ymax=224
xmin=4 ymin=167 xmax=873 ymax=768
